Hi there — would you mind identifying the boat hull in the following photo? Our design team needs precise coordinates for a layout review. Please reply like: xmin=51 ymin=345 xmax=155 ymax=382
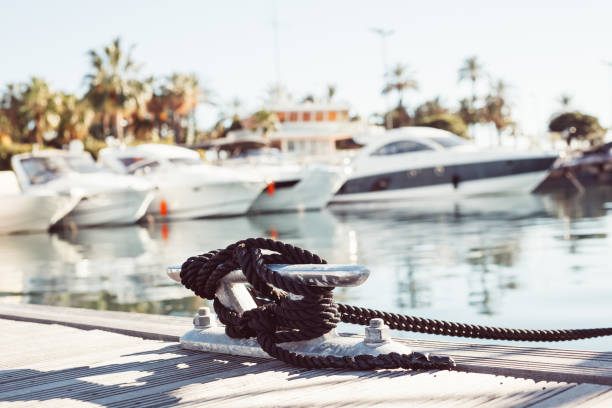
xmin=0 ymin=194 xmax=78 ymax=234
xmin=331 ymin=156 xmax=556 ymax=204
xmin=62 ymin=189 xmax=154 ymax=227
xmin=148 ymin=181 xmax=264 ymax=220
xmin=249 ymin=166 xmax=345 ymax=212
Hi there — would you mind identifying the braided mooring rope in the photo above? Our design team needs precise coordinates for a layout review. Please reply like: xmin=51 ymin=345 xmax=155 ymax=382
xmin=179 ymin=238 xmax=612 ymax=371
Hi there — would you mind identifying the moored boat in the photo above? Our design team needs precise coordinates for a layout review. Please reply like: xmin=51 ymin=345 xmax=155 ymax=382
xmin=535 ymin=142 xmax=612 ymax=192
xmin=331 ymin=127 xmax=557 ymax=203
xmin=204 ymin=140 xmax=345 ymax=213
xmin=0 ymin=171 xmax=79 ymax=234
xmin=11 ymin=150 xmax=155 ymax=227
xmin=98 ymin=144 xmax=266 ymax=219
xmin=247 ymin=162 xmax=345 ymax=213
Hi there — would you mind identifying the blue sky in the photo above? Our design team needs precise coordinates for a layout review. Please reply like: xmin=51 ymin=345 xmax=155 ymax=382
xmin=2 ymin=0 xmax=612 ymax=136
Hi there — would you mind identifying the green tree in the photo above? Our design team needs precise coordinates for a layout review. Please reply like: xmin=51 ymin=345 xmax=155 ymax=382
xmin=0 ymin=84 xmax=25 ymax=143
xmin=382 ymin=64 xmax=418 ymax=129
xmin=458 ymin=56 xmax=484 ymax=109
xmin=457 ymin=98 xmax=480 ymax=128
xmin=0 ymin=111 xmax=13 ymax=144
xmin=415 ymin=113 xmax=468 ymax=139
xmin=54 ymin=93 xmax=94 ymax=145
xmin=158 ymin=73 xmax=203 ymax=144
xmin=84 ymin=38 xmax=150 ymax=141
xmin=548 ymin=111 xmax=606 ymax=146
xmin=251 ymin=110 xmax=279 ymax=138
xmin=326 ymin=84 xmax=337 ymax=102
xmin=482 ymin=79 xmax=513 ymax=145
xmin=19 ymin=77 xmax=61 ymax=144
xmin=381 ymin=105 xmax=411 ymax=129
xmin=382 ymin=63 xmax=418 ymax=110
xmin=413 ymin=96 xmax=448 ymax=123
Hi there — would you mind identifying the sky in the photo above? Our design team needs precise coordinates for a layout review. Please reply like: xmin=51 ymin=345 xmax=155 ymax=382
xmin=2 ymin=0 xmax=612 ymax=136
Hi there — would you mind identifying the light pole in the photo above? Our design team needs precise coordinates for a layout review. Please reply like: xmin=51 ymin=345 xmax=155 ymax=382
xmin=272 ymin=5 xmax=281 ymax=88
xmin=370 ymin=28 xmax=394 ymax=128
xmin=603 ymin=60 xmax=612 ymax=128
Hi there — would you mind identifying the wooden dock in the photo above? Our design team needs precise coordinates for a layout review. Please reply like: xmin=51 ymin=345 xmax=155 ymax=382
xmin=1 ymin=303 xmax=611 ymax=407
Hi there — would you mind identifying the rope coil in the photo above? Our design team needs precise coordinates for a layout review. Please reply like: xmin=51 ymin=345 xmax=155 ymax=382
xmin=180 ymin=238 xmax=612 ymax=371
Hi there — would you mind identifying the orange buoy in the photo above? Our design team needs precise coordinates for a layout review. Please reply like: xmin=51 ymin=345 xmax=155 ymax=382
xmin=160 ymin=199 xmax=168 ymax=216
xmin=267 ymin=182 xmax=275 ymax=196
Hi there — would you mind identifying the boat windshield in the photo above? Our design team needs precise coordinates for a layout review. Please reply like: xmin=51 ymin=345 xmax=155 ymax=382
xmin=125 ymin=158 xmax=161 ymax=174
xmin=429 ymin=135 xmax=468 ymax=149
xmin=19 ymin=157 xmax=65 ymax=185
xmin=370 ymin=140 xmax=433 ymax=156
xmin=19 ymin=154 xmax=102 ymax=184
xmin=118 ymin=157 xmax=146 ymax=169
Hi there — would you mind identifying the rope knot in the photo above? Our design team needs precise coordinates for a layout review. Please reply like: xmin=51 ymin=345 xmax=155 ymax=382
xmin=243 ymin=306 xmax=277 ymax=334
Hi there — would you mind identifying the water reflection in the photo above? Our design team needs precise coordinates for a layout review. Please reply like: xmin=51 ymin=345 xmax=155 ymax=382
xmin=330 ymin=195 xmax=542 ymax=317
xmin=1 ymin=189 xmax=611 ymax=349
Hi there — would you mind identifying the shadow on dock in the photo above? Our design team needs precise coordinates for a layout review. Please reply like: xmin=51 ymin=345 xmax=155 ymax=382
xmin=2 ymin=342 xmax=610 ymax=407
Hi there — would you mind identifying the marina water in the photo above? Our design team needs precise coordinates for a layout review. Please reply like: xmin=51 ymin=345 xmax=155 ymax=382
xmin=1 ymin=188 xmax=611 ymax=351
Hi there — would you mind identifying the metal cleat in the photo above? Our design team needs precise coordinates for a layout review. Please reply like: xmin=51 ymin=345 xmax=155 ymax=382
xmin=167 ymin=263 xmax=413 ymax=359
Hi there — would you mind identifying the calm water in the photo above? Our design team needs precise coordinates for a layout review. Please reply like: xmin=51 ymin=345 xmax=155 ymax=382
xmin=1 ymin=188 xmax=611 ymax=350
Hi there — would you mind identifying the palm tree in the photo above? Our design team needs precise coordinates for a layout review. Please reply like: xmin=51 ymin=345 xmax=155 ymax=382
xmin=84 ymin=37 xmax=148 ymax=141
xmin=413 ymin=96 xmax=448 ymax=123
xmin=158 ymin=73 xmax=204 ymax=144
xmin=482 ymin=79 xmax=513 ymax=145
xmin=458 ymin=56 xmax=484 ymax=107
xmin=382 ymin=63 xmax=418 ymax=109
xmin=19 ymin=77 xmax=61 ymax=144
xmin=251 ymin=110 xmax=279 ymax=139
xmin=326 ymin=84 xmax=337 ymax=102
xmin=0 ymin=111 xmax=13 ymax=145
xmin=0 ymin=83 xmax=26 ymax=143
xmin=55 ymin=93 xmax=94 ymax=145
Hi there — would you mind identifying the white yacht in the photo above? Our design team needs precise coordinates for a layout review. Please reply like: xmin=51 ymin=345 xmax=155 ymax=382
xmin=11 ymin=150 xmax=155 ymax=227
xmin=0 ymin=171 xmax=79 ymax=234
xmin=330 ymin=127 xmax=557 ymax=203
xmin=205 ymin=140 xmax=345 ymax=213
xmin=250 ymin=162 xmax=344 ymax=213
xmin=98 ymin=144 xmax=266 ymax=219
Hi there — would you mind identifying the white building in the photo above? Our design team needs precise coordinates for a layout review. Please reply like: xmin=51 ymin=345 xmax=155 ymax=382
xmin=226 ymin=97 xmax=381 ymax=159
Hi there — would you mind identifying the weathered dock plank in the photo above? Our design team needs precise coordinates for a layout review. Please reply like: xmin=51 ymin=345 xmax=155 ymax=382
xmin=1 ymin=315 xmax=611 ymax=407
xmin=0 ymin=303 xmax=187 ymax=341
xmin=1 ymin=303 xmax=610 ymax=387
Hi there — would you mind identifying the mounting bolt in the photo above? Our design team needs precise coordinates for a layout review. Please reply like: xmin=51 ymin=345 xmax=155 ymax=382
xmin=193 ymin=307 xmax=215 ymax=328
xmin=364 ymin=318 xmax=390 ymax=344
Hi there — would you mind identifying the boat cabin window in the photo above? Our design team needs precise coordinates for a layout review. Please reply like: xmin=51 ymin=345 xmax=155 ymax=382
xmin=20 ymin=154 xmax=105 ymax=184
xmin=119 ymin=157 xmax=145 ymax=168
xmin=19 ymin=157 xmax=63 ymax=185
xmin=127 ymin=159 xmax=161 ymax=174
xmin=430 ymin=135 xmax=468 ymax=148
xmin=370 ymin=140 xmax=432 ymax=156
